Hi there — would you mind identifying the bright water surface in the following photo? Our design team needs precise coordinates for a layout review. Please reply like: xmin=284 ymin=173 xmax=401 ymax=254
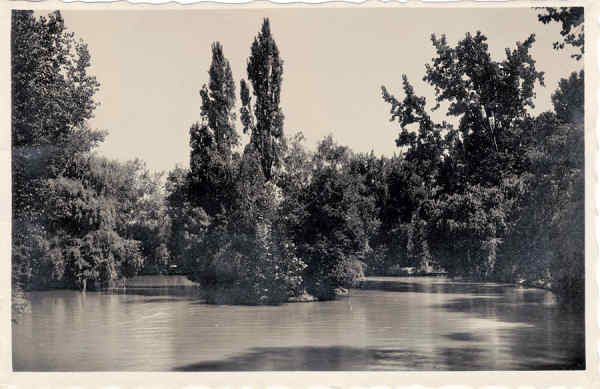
xmin=12 ymin=276 xmax=585 ymax=371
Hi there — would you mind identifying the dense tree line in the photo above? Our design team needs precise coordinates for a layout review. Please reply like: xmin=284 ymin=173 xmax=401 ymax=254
xmin=373 ymin=13 xmax=584 ymax=306
xmin=11 ymin=10 xmax=168 ymax=309
xmin=13 ymin=10 xmax=584 ymax=313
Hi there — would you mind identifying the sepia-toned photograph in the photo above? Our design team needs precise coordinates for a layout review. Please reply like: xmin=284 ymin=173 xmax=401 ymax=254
xmin=9 ymin=4 xmax=588 ymax=374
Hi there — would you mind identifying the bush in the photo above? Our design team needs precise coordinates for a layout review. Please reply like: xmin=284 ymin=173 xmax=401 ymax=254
xmin=333 ymin=258 xmax=366 ymax=288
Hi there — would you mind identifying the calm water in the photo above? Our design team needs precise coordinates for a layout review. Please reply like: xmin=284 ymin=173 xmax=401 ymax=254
xmin=12 ymin=276 xmax=585 ymax=371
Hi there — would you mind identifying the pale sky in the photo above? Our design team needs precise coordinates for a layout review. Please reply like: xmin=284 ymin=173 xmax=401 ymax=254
xmin=60 ymin=7 xmax=583 ymax=173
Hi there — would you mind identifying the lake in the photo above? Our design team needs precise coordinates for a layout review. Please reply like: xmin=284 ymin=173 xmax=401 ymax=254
xmin=12 ymin=276 xmax=585 ymax=371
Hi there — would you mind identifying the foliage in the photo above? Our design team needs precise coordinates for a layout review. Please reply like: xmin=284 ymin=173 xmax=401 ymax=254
xmin=14 ymin=156 xmax=158 ymax=291
xmin=164 ymin=165 xmax=211 ymax=279
xmin=12 ymin=10 xmax=104 ymax=220
xmin=189 ymin=43 xmax=239 ymax=218
xmin=428 ymin=183 xmax=511 ymax=279
xmin=177 ymin=28 xmax=309 ymax=304
xmin=552 ymin=70 xmax=584 ymax=124
xmin=293 ymin=137 xmax=378 ymax=299
xmin=379 ymin=29 xmax=583 ymax=305
xmin=240 ymin=18 xmax=285 ymax=182
xmin=538 ymin=7 xmax=584 ymax=60
xmin=12 ymin=11 xmax=158 ymax=296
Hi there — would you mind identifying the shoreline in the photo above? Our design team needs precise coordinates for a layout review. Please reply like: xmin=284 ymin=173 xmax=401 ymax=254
xmin=22 ymin=274 xmax=558 ymax=302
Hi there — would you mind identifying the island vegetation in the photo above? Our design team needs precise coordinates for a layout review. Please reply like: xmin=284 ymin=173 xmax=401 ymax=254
xmin=12 ymin=8 xmax=584 ymax=315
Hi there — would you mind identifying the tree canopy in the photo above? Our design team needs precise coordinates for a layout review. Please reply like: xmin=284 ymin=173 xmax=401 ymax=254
xmin=538 ymin=7 xmax=584 ymax=60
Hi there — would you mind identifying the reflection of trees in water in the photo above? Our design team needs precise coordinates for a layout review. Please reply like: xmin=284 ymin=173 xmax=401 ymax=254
xmin=432 ymin=295 xmax=585 ymax=370
xmin=173 ymin=343 xmax=582 ymax=371
xmin=171 ymin=280 xmax=585 ymax=371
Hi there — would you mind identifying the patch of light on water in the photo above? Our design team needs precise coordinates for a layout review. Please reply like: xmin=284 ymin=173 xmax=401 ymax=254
xmin=463 ymin=317 xmax=535 ymax=330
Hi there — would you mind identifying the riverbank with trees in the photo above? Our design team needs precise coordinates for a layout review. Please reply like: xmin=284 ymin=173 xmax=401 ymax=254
xmin=12 ymin=8 xmax=585 ymax=316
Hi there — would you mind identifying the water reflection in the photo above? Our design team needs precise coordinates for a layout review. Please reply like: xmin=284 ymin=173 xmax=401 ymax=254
xmin=12 ymin=277 xmax=584 ymax=371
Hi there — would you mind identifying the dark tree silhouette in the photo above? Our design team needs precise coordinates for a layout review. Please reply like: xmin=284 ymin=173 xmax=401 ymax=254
xmin=240 ymin=18 xmax=285 ymax=182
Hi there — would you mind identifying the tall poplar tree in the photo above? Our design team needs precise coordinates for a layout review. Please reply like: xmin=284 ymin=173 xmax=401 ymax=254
xmin=189 ymin=42 xmax=238 ymax=216
xmin=240 ymin=18 xmax=285 ymax=182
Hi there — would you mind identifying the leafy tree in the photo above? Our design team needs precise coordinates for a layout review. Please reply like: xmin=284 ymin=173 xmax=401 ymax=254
xmin=381 ymin=76 xmax=447 ymax=272
xmin=425 ymin=32 xmax=543 ymax=187
xmin=12 ymin=11 xmax=104 ymax=220
xmin=552 ymin=70 xmax=584 ymax=124
xmin=380 ymin=31 xmax=546 ymax=279
xmin=183 ymin=42 xmax=247 ymax=289
xmin=165 ymin=166 xmax=210 ymax=273
xmin=374 ymin=157 xmax=412 ymax=267
xmin=240 ymin=18 xmax=285 ymax=182
xmin=295 ymin=137 xmax=374 ymax=299
xmin=512 ymin=75 xmax=584 ymax=301
xmin=538 ymin=7 xmax=584 ymax=60
xmin=382 ymin=76 xmax=446 ymax=191
xmin=13 ymin=155 xmax=152 ymax=291
xmin=428 ymin=183 xmax=512 ymax=279
xmin=534 ymin=9 xmax=584 ymax=301
xmin=11 ymin=11 xmax=161 ymax=294
xmin=65 ymin=229 xmax=143 ymax=291
xmin=165 ymin=166 xmax=191 ymax=265
xmin=120 ymin=169 xmax=170 ymax=275
xmin=276 ymin=132 xmax=312 ymax=214
xmin=46 ymin=156 xmax=158 ymax=288
xmin=11 ymin=10 xmax=111 ymax=295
